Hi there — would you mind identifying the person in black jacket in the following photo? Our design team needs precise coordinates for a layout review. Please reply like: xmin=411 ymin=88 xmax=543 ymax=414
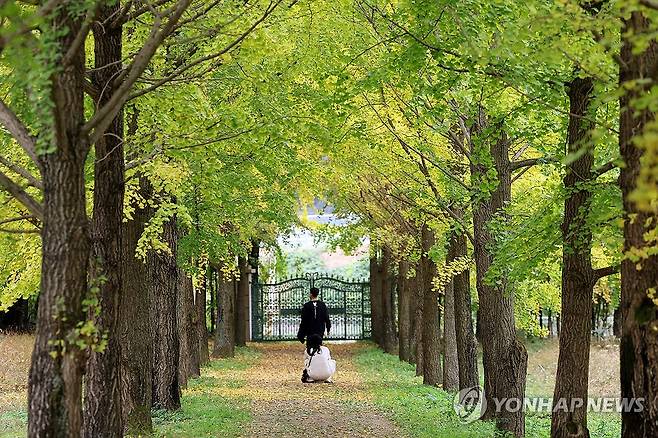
xmin=297 ymin=287 xmax=331 ymax=343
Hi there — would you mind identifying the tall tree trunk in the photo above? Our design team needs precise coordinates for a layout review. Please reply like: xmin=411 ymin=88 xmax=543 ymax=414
xmin=470 ymin=123 xmax=527 ymax=437
xmin=548 ymin=310 xmax=554 ymax=338
xmin=190 ymin=180 xmax=210 ymax=362
xmin=397 ymin=260 xmax=412 ymax=362
xmin=178 ymin=268 xmax=200 ymax=389
xmin=613 ymin=307 xmax=621 ymax=338
xmin=448 ymin=229 xmax=479 ymax=391
xmin=235 ymin=257 xmax=250 ymax=346
xmin=618 ymin=11 xmax=658 ymax=438
xmin=421 ymin=225 xmax=442 ymax=386
xmin=196 ymin=277 xmax=209 ymax=366
xmin=29 ymin=152 xmax=90 ymax=438
xmin=407 ymin=271 xmax=419 ymax=365
xmin=412 ymin=265 xmax=424 ymax=376
xmin=148 ymin=217 xmax=181 ymax=410
xmin=83 ymin=4 xmax=124 ymax=435
xmin=443 ymin=277 xmax=459 ymax=391
xmin=551 ymin=77 xmax=596 ymax=438
xmin=381 ymin=246 xmax=398 ymax=354
xmin=119 ymin=177 xmax=153 ymax=435
xmin=369 ymin=254 xmax=383 ymax=346
xmin=27 ymin=9 xmax=89 ymax=437
xmin=213 ymin=267 xmax=236 ymax=358
xmin=209 ymin=268 xmax=216 ymax=335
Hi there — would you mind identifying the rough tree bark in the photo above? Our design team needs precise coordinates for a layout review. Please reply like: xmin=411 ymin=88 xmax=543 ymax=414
xmin=83 ymin=3 xmax=124 ymax=435
xmin=177 ymin=268 xmax=200 ymax=389
xmin=470 ymin=120 xmax=527 ymax=437
xmin=189 ymin=178 xmax=209 ymax=364
xmin=235 ymin=256 xmax=250 ymax=346
xmin=29 ymin=145 xmax=90 ymax=438
xmin=209 ymin=269 xmax=216 ymax=335
xmin=443 ymin=277 xmax=459 ymax=391
xmin=551 ymin=77 xmax=597 ymax=438
xmin=213 ymin=266 xmax=236 ymax=357
xmin=196 ymin=276 xmax=209 ymax=366
xmin=381 ymin=246 xmax=398 ymax=354
xmin=618 ymin=11 xmax=658 ymax=438
xmin=448 ymin=228 xmax=478 ymax=391
xmin=27 ymin=8 xmax=90 ymax=437
xmin=148 ymin=217 xmax=181 ymax=410
xmin=412 ymin=264 xmax=424 ymax=376
xmin=119 ymin=176 xmax=153 ymax=435
xmin=369 ymin=254 xmax=383 ymax=347
xmin=407 ymin=270 xmax=419 ymax=365
xmin=421 ymin=225 xmax=442 ymax=386
xmin=397 ymin=260 xmax=412 ymax=362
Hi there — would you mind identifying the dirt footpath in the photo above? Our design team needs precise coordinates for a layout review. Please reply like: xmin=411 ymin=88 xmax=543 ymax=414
xmin=241 ymin=342 xmax=403 ymax=438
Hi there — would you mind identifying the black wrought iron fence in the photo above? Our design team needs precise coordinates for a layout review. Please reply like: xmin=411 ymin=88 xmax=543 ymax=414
xmin=251 ymin=273 xmax=371 ymax=341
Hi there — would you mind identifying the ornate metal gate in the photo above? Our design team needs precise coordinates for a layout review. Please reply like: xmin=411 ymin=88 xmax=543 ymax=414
xmin=251 ymin=273 xmax=371 ymax=341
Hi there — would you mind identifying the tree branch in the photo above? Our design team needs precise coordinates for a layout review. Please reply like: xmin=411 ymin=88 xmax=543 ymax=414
xmin=361 ymin=1 xmax=469 ymax=73
xmin=0 ymin=155 xmax=42 ymax=189
xmin=593 ymin=265 xmax=619 ymax=281
xmin=84 ymin=78 xmax=101 ymax=101
xmin=110 ymin=0 xmax=173 ymax=27
xmin=83 ymin=0 xmax=194 ymax=145
xmin=593 ymin=160 xmax=617 ymax=178
xmin=446 ymin=129 xmax=472 ymax=160
xmin=61 ymin=4 xmax=97 ymax=66
xmin=0 ymin=171 xmax=43 ymax=220
xmin=0 ymin=99 xmax=41 ymax=169
xmin=125 ymin=146 xmax=161 ymax=171
xmin=512 ymin=143 xmax=531 ymax=161
xmin=0 ymin=214 xmax=35 ymax=226
xmin=364 ymin=94 xmax=469 ymax=191
xmin=510 ymin=157 xmax=554 ymax=171
xmin=0 ymin=227 xmax=40 ymax=234
xmin=0 ymin=214 xmax=39 ymax=234
xmin=511 ymin=165 xmax=532 ymax=184
xmin=127 ymin=0 xmax=283 ymax=101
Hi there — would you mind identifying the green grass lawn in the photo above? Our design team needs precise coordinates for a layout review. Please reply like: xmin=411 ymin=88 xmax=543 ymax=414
xmin=0 ymin=346 xmax=258 ymax=438
xmin=151 ymin=389 xmax=249 ymax=438
xmin=152 ymin=346 xmax=259 ymax=437
xmin=354 ymin=344 xmax=620 ymax=438
xmin=0 ymin=410 xmax=27 ymax=438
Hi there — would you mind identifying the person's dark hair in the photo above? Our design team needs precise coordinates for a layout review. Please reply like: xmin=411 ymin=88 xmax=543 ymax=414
xmin=306 ymin=333 xmax=323 ymax=356
xmin=310 ymin=287 xmax=320 ymax=298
